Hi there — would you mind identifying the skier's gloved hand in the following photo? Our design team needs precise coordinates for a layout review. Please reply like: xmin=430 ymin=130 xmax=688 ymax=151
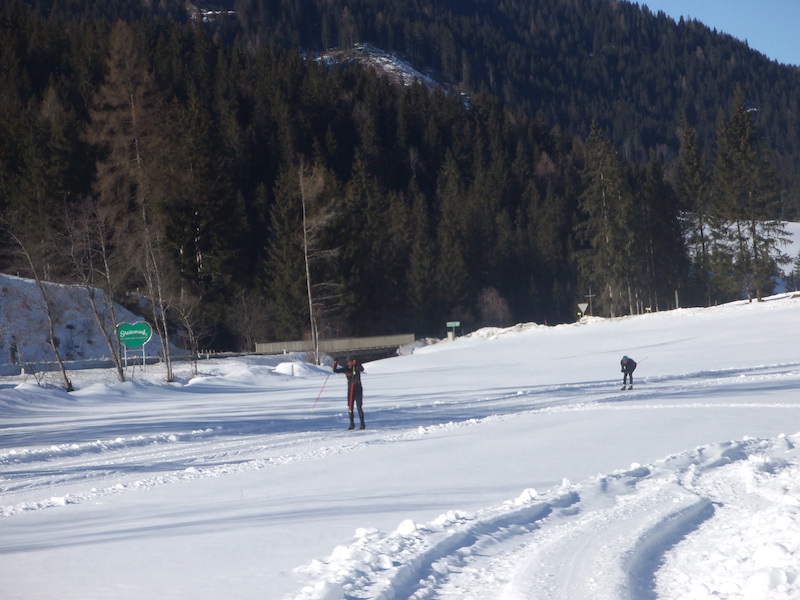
xmin=333 ymin=361 xmax=338 ymax=369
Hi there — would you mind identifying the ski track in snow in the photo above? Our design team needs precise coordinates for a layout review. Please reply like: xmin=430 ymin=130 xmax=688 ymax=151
xmin=4 ymin=362 xmax=798 ymax=518
xmin=280 ymin=363 xmax=800 ymax=600
xmin=3 ymin=362 xmax=800 ymax=599
xmin=286 ymin=436 xmax=800 ymax=600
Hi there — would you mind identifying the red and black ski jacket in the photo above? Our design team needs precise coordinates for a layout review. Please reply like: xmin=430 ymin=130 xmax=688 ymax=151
xmin=333 ymin=361 xmax=364 ymax=390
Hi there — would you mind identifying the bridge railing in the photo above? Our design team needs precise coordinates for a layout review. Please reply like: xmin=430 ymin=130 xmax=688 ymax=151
xmin=255 ymin=333 xmax=415 ymax=356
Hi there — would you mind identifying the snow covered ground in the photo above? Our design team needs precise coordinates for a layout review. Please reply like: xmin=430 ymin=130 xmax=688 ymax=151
xmin=2 ymin=291 xmax=800 ymax=599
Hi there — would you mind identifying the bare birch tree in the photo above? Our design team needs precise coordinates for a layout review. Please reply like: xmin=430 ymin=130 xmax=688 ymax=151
xmin=6 ymin=229 xmax=73 ymax=391
xmin=171 ymin=289 xmax=216 ymax=376
xmin=299 ymin=162 xmax=340 ymax=364
xmin=63 ymin=200 xmax=129 ymax=381
xmin=138 ymin=206 xmax=175 ymax=382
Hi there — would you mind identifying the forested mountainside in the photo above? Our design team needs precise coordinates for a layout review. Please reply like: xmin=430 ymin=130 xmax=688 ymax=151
xmin=1 ymin=0 xmax=799 ymax=352
xmin=249 ymin=0 xmax=800 ymax=204
xmin=35 ymin=0 xmax=800 ymax=208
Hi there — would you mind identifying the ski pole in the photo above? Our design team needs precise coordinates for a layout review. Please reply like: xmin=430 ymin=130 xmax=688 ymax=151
xmin=348 ymin=379 xmax=355 ymax=414
xmin=311 ymin=373 xmax=331 ymax=412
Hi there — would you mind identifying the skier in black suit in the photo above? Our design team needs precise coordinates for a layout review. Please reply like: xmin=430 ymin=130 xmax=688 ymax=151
xmin=621 ymin=355 xmax=637 ymax=389
xmin=333 ymin=355 xmax=365 ymax=430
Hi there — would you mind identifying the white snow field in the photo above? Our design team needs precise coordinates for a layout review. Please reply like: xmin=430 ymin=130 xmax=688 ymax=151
xmin=2 ymin=294 xmax=800 ymax=600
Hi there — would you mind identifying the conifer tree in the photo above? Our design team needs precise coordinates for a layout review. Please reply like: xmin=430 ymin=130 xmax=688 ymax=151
xmin=406 ymin=183 xmax=437 ymax=334
xmin=433 ymin=151 xmax=470 ymax=322
xmin=788 ymin=251 xmax=800 ymax=292
xmin=84 ymin=20 xmax=179 ymax=380
xmin=677 ymin=118 xmax=712 ymax=305
xmin=576 ymin=122 xmax=636 ymax=317
xmin=157 ymin=89 xmax=241 ymax=296
xmin=265 ymin=161 xmax=341 ymax=344
xmin=265 ymin=167 xmax=314 ymax=340
xmin=712 ymin=91 xmax=789 ymax=301
xmin=84 ymin=18 xmax=163 ymax=280
xmin=638 ymin=153 xmax=687 ymax=311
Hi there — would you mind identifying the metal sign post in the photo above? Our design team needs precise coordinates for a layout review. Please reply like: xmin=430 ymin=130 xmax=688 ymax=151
xmin=446 ymin=321 xmax=460 ymax=341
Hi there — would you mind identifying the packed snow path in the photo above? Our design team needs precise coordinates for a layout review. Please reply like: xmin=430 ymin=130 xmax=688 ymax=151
xmin=299 ymin=436 xmax=800 ymax=600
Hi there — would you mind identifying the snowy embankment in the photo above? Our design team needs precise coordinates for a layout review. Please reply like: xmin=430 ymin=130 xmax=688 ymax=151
xmin=1 ymin=294 xmax=800 ymax=600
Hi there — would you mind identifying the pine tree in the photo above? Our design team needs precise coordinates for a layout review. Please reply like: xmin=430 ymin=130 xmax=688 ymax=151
xmin=639 ymin=153 xmax=687 ymax=311
xmin=433 ymin=151 xmax=470 ymax=322
xmin=335 ymin=152 xmax=388 ymax=332
xmin=576 ymin=122 xmax=636 ymax=317
xmin=677 ymin=118 xmax=712 ymax=305
xmin=157 ymin=89 xmax=240 ymax=295
xmin=406 ymin=182 xmax=437 ymax=334
xmin=84 ymin=19 xmax=163 ymax=269
xmin=788 ymin=251 xmax=800 ymax=292
xmin=84 ymin=20 xmax=179 ymax=380
xmin=265 ymin=166 xmax=310 ymax=340
xmin=712 ymin=91 xmax=789 ymax=302
xmin=265 ymin=161 xmax=341 ymax=344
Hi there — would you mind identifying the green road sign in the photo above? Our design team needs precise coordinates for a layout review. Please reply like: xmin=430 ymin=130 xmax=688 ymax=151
xmin=446 ymin=321 xmax=461 ymax=328
xmin=117 ymin=322 xmax=153 ymax=348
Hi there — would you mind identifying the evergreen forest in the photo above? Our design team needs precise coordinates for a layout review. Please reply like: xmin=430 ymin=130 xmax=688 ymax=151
xmin=1 ymin=0 xmax=798 ymax=354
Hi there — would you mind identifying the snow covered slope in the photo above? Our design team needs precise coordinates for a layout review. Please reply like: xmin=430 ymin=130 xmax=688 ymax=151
xmin=0 ymin=273 xmax=164 ymax=369
xmin=1 ymin=294 xmax=800 ymax=599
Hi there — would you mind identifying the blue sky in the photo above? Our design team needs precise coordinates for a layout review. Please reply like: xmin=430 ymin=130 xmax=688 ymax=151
xmin=640 ymin=0 xmax=800 ymax=66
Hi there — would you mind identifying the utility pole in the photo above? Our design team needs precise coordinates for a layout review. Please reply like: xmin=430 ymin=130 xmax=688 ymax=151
xmin=586 ymin=287 xmax=596 ymax=317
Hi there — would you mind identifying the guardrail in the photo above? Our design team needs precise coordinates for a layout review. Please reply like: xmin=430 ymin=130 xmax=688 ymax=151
xmin=255 ymin=333 xmax=415 ymax=356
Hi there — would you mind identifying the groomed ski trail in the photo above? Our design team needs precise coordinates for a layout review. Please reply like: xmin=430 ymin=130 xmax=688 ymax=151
xmin=287 ymin=436 xmax=800 ymax=600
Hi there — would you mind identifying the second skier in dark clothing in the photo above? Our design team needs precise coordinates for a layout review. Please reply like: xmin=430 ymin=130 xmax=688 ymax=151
xmin=333 ymin=356 xmax=365 ymax=430
xmin=621 ymin=355 xmax=637 ymax=389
